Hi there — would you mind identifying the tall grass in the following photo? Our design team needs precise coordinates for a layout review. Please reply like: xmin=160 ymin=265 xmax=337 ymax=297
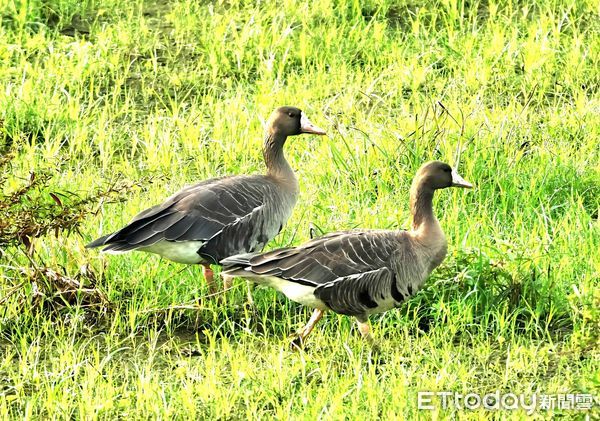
xmin=1 ymin=0 xmax=598 ymax=418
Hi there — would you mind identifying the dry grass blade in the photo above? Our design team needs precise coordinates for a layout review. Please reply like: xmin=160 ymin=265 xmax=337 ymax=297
xmin=17 ymin=264 xmax=111 ymax=312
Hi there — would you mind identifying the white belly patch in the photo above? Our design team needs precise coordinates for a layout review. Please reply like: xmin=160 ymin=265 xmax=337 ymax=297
xmin=241 ymin=274 xmax=326 ymax=310
xmin=139 ymin=240 xmax=205 ymax=264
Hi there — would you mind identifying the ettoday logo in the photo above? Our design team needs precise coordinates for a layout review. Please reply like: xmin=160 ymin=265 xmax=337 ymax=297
xmin=418 ymin=391 xmax=596 ymax=414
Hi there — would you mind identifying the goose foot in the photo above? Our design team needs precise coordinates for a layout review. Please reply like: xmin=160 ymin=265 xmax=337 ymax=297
xmin=289 ymin=335 xmax=305 ymax=351
xmin=289 ymin=309 xmax=324 ymax=351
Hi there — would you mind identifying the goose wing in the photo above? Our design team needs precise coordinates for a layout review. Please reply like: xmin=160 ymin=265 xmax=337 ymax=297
xmin=87 ymin=175 xmax=273 ymax=253
xmin=222 ymin=230 xmax=416 ymax=316
xmin=313 ymin=267 xmax=395 ymax=317
xmin=225 ymin=230 xmax=396 ymax=281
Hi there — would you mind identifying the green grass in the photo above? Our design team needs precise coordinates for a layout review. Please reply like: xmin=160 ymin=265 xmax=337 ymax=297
xmin=1 ymin=0 xmax=599 ymax=418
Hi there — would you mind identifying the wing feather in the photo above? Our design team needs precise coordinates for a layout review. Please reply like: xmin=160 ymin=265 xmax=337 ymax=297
xmin=222 ymin=230 xmax=429 ymax=318
xmin=87 ymin=175 xmax=285 ymax=261
xmin=223 ymin=230 xmax=400 ymax=285
xmin=314 ymin=268 xmax=395 ymax=317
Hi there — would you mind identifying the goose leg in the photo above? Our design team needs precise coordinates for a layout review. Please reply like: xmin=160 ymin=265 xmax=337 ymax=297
xmin=291 ymin=309 xmax=324 ymax=349
xmin=202 ymin=264 xmax=217 ymax=295
xmin=219 ymin=273 xmax=234 ymax=305
xmin=356 ymin=319 xmax=380 ymax=352
xmin=222 ymin=274 xmax=232 ymax=291
xmin=245 ymin=281 xmax=255 ymax=307
xmin=356 ymin=320 xmax=373 ymax=342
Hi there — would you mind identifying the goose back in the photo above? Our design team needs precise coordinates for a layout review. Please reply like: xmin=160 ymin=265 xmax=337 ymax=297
xmin=88 ymin=174 xmax=298 ymax=264
xmin=223 ymin=229 xmax=444 ymax=319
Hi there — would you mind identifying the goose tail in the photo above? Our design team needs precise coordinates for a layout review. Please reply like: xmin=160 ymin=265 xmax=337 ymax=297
xmin=85 ymin=233 xmax=114 ymax=249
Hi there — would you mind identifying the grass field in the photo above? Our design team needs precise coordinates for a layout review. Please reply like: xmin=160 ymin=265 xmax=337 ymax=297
xmin=1 ymin=0 xmax=599 ymax=418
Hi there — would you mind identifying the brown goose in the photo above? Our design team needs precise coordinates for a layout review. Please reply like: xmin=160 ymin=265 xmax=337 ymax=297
xmin=87 ymin=106 xmax=326 ymax=294
xmin=221 ymin=161 xmax=472 ymax=346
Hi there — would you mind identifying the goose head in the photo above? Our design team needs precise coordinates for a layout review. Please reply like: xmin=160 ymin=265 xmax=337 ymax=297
xmin=415 ymin=161 xmax=473 ymax=190
xmin=266 ymin=106 xmax=326 ymax=137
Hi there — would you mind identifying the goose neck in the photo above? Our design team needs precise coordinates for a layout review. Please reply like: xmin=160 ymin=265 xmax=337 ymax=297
xmin=409 ymin=180 xmax=447 ymax=267
xmin=263 ymin=132 xmax=297 ymax=189
xmin=410 ymin=182 xmax=437 ymax=231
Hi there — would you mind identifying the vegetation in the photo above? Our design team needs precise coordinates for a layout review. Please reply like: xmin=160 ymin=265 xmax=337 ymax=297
xmin=1 ymin=0 xmax=598 ymax=418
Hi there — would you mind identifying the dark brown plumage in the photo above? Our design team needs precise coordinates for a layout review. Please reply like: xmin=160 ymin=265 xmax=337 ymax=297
xmin=221 ymin=161 xmax=472 ymax=347
xmin=87 ymin=106 xmax=326 ymax=294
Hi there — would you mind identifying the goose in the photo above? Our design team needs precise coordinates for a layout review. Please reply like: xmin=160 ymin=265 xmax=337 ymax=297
xmin=221 ymin=161 xmax=472 ymax=347
xmin=86 ymin=106 xmax=326 ymax=296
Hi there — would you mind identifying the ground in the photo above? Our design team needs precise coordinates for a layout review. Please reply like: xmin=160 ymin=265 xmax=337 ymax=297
xmin=0 ymin=0 xmax=598 ymax=418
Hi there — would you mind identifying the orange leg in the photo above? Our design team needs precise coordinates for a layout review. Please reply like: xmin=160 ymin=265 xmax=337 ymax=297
xmin=202 ymin=264 xmax=217 ymax=295
xmin=291 ymin=309 xmax=324 ymax=349
xmin=356 ymin=319 xmax=379 ymax=352
xmin=356 ymin=320 xmax=373 ymax=342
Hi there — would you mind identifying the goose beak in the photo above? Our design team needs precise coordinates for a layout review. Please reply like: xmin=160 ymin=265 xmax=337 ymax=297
xmin=451 ymin=168 xmax=473 ymax=188
xmin=300 ymin=112 xmax=326 ymax=135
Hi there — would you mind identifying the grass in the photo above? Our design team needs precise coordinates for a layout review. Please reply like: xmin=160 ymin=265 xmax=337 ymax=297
xmin=1 ymin=0 xmax=599 ymax=418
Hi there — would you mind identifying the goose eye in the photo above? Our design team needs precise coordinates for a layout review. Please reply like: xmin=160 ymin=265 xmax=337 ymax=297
xmin=444 ymin=167 xmax=451 ymax=173
xmin=288 ymin=112 xmax=295 ymax=118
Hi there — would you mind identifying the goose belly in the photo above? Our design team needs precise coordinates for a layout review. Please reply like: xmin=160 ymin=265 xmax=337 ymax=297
xmin=139 ymin=240 xmax=205 ymax=264
xmin=252 ymin=275 xmax=328 ymax=310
